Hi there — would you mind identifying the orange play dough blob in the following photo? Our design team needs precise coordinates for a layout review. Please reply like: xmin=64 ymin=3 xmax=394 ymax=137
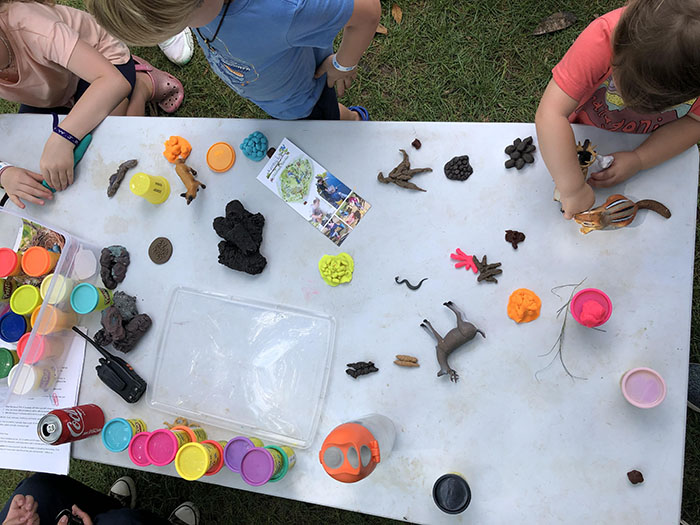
xmin=163 ymin=136 xmax=192 ymax=163
xmin=507 ymin=288 xmax=541 ymax=323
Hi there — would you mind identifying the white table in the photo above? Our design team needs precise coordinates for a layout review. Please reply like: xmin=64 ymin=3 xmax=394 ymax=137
xmin=1 ymin=114 xmax=696 ymax=524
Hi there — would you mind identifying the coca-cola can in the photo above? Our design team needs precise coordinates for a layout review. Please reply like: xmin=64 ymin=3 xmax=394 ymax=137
xmin=37 ymin=404 xmax=105 ymax=445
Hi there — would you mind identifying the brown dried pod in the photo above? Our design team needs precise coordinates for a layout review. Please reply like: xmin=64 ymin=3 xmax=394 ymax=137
xmin=395 ymin=355 xmax=418 ymax=363
xmin=394 ymin=360 xmax=420 ymax=367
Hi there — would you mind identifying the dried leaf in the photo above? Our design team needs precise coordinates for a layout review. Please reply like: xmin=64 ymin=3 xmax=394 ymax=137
xmin=532 ymin=11 xmax=577 ymax=35
xmin=391 ymin=3 xmax=403 ymax=24
xmin=376 ymin=23 xmax=388 ymax=35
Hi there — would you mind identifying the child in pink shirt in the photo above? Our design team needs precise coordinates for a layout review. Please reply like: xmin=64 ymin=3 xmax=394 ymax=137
xmin=535 ymin=0 xmax=700 ymax=218
xmin=0 ymin=1 xmax=184 ymax=208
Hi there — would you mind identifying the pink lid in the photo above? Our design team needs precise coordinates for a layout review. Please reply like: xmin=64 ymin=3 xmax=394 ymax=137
xmin=128 ymin=432 xmax=152 ymax=467
xmin=224 ymin=436 xmax=255 ymax=473
xmin=145 ymin=429 xmax=179 ymax=466
xmin=240 ymin=447 xmax=274 ymax=486
xmin=621 ymin=368 xmax=667 ymax=408
xmin=570 ymin=288 xmax=612 ymax=327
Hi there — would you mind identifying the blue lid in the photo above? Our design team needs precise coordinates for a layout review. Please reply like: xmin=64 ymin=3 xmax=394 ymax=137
xmin=102 ymin=418 xmax=134 ymax=452
xmin=70 ymin=283 xmax=98 ymax=315
xmin=0 ymin=311 xmax=27 ymax=343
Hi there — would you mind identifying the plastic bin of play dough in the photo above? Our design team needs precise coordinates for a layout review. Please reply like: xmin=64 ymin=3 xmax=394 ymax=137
xmin=150 ymin=287 xmax=336 ymax=449
xmin=0 ymin=207 xmax=101 ymax=404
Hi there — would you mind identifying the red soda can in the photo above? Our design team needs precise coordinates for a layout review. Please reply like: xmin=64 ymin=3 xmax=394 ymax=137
xmin=37 ymin=404 xmax=105 ymax=445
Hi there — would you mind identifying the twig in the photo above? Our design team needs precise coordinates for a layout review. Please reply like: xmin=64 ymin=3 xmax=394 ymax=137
xmin=536 ymin=278 xmax=588 ymax=381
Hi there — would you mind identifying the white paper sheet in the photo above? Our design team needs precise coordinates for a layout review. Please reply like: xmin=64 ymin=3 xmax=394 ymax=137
xmin=0 ymin=333 xmax=85 ymax=475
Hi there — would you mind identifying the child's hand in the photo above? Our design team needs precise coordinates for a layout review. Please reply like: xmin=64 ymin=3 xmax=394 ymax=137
xmin=0 ymin=166 xmax=53 ymax=208
xmin=57 ymin=505 xmax=92 ymax=525
xmin=559 ymin=183 xmax=595 ymax=219
xmin=40 ymin=134 xmax=75 ymax=191
xmin=315 ymin=55 xmax=358 ymax=97
xmin=588 ymin=151 xmax=642 ymax=188
xmin=2 ymin=494 xmax=39 ymax=525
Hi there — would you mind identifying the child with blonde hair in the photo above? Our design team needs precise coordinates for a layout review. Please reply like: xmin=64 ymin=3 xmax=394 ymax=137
xmin=86 ymin=0 xmax=380 ymax=121
xmin=0 ymin=0 xmax=184 ymax=208
xmin=535 ymin=0 xmax=700 ymax=218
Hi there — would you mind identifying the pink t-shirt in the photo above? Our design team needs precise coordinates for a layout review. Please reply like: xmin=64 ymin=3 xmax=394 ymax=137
xmin=0 ymin=2 xmax=130 ymax=108
xmin=552 ymin=7 xmax=700 ymax=133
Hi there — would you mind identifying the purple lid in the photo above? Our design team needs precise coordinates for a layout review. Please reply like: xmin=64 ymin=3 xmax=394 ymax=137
xmin=240 ymin=447 xmax=274 ymax=486
xmin=224 ymin=437 xmax=256 ymax=473
xmin=621 ymin=368 xmax=667 ymax=408
xmin=145 ymin=429 xmax=179 ymax=466
xmin=128 ymin=432 xmax=152 ymax=467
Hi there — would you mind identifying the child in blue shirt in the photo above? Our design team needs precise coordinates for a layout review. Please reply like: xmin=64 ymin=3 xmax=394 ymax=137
xmin=87 ymin=0 xmax=381 ymax=121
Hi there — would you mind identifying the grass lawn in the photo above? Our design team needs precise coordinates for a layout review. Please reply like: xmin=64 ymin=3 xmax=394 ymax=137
xmin=1 ymin=0 xmax=698 ymax=523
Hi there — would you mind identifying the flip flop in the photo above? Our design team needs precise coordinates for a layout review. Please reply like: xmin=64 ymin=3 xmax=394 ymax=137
xmin=133 ymin=55 xmax=184 ymax=113
xmin=348 ymin=105 xmax=370 ymax=121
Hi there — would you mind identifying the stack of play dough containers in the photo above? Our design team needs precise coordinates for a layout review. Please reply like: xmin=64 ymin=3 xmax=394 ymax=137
xmin=224 ymin=436 xmax=296 ymax=485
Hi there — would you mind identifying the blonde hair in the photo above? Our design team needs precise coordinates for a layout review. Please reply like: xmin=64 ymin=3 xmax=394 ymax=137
xmin=84 ymin=0 xmax=198 ymax=46
xmin=0 ymin=1 xmax=54 ymax=4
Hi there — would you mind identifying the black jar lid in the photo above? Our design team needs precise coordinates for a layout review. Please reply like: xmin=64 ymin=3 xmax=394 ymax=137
xmin=432 ymin=473 xmax=471 ymax=514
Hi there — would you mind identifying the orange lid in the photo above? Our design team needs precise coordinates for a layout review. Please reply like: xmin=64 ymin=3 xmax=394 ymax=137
xmin=319 ymin=422 xmax=380 ymax=483
xmin=207 ymin=142 xmax=236 ymax=172
xmin=22 ymin=247 xmax=55 ymax=277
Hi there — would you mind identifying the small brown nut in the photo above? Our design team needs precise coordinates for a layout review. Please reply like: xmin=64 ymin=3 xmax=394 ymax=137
xmin=394 ymin=360 xmax=420 ymax=367
xmin=395 ymin=354 xmax=418 ymax=363
xmin=411 ymin=138 xmax=422 ymax=149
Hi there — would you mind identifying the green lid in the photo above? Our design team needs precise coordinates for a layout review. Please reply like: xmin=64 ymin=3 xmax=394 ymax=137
xmin=0 ymin=348 xmax=18 ymax=379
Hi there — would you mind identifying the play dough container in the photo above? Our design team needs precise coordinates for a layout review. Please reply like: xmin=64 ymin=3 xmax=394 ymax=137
xmin=102 ymin=418 xmax=148 ymax=452
xmin=70 ymin=283 xmax=113 ymax=315
xmin=223 ymin=436 xmax=264 ymax=473
xmin=33 ymin=305 xmax=77 ymax=335
xmin=570 ymin=288 xmax=612 ymax=328
xmin=21 ymin=247 xmax=59 ymax=277
xmin=17 ymin=333 xmax=62 ymax=364
xmin=175 ymin=441 xmax=224 ymax=481
xmin=0 ymin=248 xmax=22 ymax=277
xmin=621 ymin=367 xmax=667 ymax=408
xmin=40 ymin=274 xmax=74 ymax=305
xmin=0 ymin=348 xmax=18 ymax=379
xmin=433 ymin=473 xmax=472 ymax=514
xmin=240 ymin=446 xmax=285 ymax=486
xmin=1 ymin=278 xmax=17 ymax=303
xmin=0 ymin=311 xmax=27 ymax=343
xmin=7 ymin=363 xmax=57 ymax=394
xmin=207 ymin=142 xmax=236 ymax=172
xmin=171 ymin=425 xmax=207 ymax=443
xmin=267 ymin=445 xmax=296 ymax=482
xmin=203 ymin=440 xmax=228 ymax=476
xmin=128 ymin=432 xmax=152 ymax=466
xmin=130 ymin=172 xmax=170 ymax=204
xmin=145 ymin=428 xmax=196 ymax=466
xmin=10 ymin=285 xmax=41 ymax=316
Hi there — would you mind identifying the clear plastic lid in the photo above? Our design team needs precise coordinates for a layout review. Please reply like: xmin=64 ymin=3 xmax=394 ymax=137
xmin=149 ymin=287 xmax=336 ymax=448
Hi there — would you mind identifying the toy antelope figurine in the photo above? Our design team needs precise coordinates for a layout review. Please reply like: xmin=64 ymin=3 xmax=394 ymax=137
xmin=421 ymin=301 xmax=485 ymax=383
xmin=573 ymin=194 xmax=671 ymax=234
xmin=175 ymin=158 xmax=206 ymax=204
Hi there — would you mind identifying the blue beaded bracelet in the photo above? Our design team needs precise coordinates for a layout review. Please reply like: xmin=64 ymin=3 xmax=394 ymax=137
xmin=52 ymin=113 xmax=80 ymax=147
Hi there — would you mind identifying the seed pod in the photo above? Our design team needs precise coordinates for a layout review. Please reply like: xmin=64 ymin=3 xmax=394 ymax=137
xmin=396 ymin=354 xmax=418 ymax=363
xmin=394 ymin=360 xmax=420 ymax=367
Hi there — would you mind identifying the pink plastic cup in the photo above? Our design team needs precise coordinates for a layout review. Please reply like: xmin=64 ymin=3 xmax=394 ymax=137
xmin=570 ymin=288 xmax=612 ymax=328
xmin=621 ymin=367 xmax=667 ymax=408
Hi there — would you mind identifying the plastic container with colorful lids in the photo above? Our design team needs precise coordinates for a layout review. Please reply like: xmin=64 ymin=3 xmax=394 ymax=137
xmin=175 ymin=441 xmax=225 ymax=481
xmin=21 ymin=246 xmax=59 ymax=277
xmin=145 ymin=428 xmax=194 ymax=466
xmin=10 ymin=285 xmax=41 ymax=316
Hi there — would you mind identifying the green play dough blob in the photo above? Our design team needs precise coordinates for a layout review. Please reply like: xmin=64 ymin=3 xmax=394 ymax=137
xmin=318 ymin=253 xmax=354 ymax=287
xmin=278 ymin=157 xmax=313 ymax=202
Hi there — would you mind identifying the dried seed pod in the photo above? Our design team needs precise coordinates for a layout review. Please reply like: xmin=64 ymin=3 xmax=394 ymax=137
xmin=394 ymin=360 xmax=420 ymax=367
xmin=395 ymin=354 xmax=418 ymax=363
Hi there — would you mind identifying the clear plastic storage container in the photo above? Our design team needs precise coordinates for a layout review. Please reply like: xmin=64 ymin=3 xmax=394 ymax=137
xmin=0 ymin=207 xmax=100 ymax=405
xmin=150 ymin=287 xmax=336 ymax=448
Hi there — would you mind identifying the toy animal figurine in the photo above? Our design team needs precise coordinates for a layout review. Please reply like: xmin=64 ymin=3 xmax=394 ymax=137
xmin=421 ymin=301 xmax=485 ymax=383
xmin=553 ymin=139 xmax=613 ymax=202
xmin=573 ymin=194 xmax=671 ymax=234
xmin=175 ymin=159 xmax=205 ymax=204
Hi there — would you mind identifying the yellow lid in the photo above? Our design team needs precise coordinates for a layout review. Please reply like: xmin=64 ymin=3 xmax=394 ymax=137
xmin=40 ymin=274 xmax=72 ymax=304
xmin=10 ymin=285 xmax=41 ymax=316
xmin=207 ymin=142 xmax=236 ymax=173
xmin=175 ymin=442 xmax=210 ymax=481
xmin=129 ymin=173 xmax=152 ymax=196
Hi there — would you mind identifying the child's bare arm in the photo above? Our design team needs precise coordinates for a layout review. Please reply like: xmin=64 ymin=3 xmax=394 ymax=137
xmin=589 ymin=115 xmax=700 ymax=188
xmin=535 ymin=79 xmax=595 ymax=218
xmin=314 ymin=0 xmax=381 ymax=96
xmin=40 ymin=40 xmax=131 ymax=192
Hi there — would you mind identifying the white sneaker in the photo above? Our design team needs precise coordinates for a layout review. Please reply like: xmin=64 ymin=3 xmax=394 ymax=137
xmin=169 ymin=502 xmax=200 ymax=525
xmin=158 ymin=28 xmax=194 ymax=66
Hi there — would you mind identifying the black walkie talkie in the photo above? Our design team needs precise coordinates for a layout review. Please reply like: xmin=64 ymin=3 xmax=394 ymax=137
xmin=72 ymin=327 xmax=147 ymax=403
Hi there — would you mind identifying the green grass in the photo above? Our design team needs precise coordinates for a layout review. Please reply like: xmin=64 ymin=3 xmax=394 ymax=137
xmin=1 ymin=0 xmax=699 ymax=523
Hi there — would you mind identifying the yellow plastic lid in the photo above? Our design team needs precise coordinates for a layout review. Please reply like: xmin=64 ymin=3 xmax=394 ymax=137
xmin=40 ymin=274 xmax=72 ymax=304
xmin=10 ymin=285 xmax=41 ymax=316
xmin=129 ymin=173 xmax=152 ymax=196
xmin=207 ymin=142 xmax=236 ymax=173
xmin=175 ymin=442 xmax=210 ymax=481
